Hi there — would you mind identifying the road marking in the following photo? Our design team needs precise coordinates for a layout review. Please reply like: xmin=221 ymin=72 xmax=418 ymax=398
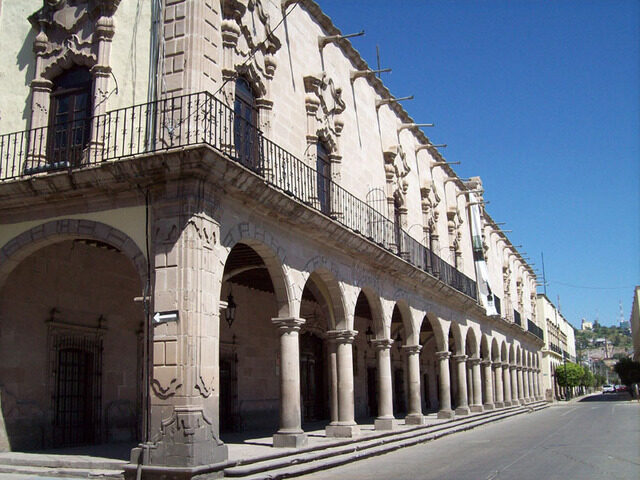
xmin=560 ymin=407 xmax=576 ymax=416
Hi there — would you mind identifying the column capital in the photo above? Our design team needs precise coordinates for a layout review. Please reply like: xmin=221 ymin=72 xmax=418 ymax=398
xmin=326 ymin=329 xmax=358 ymax=344
xmin=509 ymin=364 xmax=517 ymax=371
xmin=468 ymin=357 xmax=481 ymax=367
xmin=502 ymin=362 xmax=510 ymax=369
xmin=271 ymin=317 xmax=305 ymax=332
xmin=481 ymin=359 xmax=492 ymax=366
xmin=371 ymin=338 xmax=394 ymax=350
xmin=436 ymin=350 xmax=451 ymax=360
xmin=452 ymin=354 xmax=468 ymax=363
xmin=403 ymin=344 xmax=422 ymax=355
xmin=516 ymin=366 xmax=523 ymax=371
xmin=492 ymin=361 xmax=503 ymax=369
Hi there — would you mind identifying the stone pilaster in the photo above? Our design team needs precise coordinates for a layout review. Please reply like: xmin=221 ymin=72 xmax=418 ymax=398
xmin=372 ymin=339 xmax=396 ymax=430
xmin=453 ymin=354 xmax=470 ymax=415
xmin=272 ymin=317 xmax=307 ymax=448
xmin=470 ymin=357 xmax=483 ymax=412
xmin=404 ymin=345 xmax=425 ymax=425
xmin=482 ymin=360 xmax=494 ymax=410
xmin=143 ymin=189 xmax=227 ymax=467
xmin=436 ymin=351 xmax=454 ymax=419
xmin=326 ymin=330 xmax=360 ymax=437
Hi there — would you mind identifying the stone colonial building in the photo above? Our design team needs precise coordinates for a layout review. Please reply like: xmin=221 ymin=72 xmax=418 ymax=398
xmin=537 ymin=294 xmax=576 ymax=400
xmin=0 ymin=0 xmax=544 ymax=474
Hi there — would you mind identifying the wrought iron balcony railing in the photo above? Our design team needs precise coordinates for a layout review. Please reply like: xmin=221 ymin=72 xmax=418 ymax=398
xmin=527 ymin=319 xmax=544 ymax=340
xmin=549 ymin=343 xmax=562 ymax=355
xmin=513 ymin=309 xmax=522 ymax=326
xmin=0 ymin=91 xmax=477 ymax=300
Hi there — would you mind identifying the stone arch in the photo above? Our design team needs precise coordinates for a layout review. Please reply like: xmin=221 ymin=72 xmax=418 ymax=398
xmin=221 ymin=227 xmax=293 ymax=318
xmin=465 ymin=327 xmax=479 ymax=358
xmin=355 ymin=286 xmax=385 ymax=339
xmin=500 ymin=341 xmax=508 ymax=362
xmin=303 ymin=268 xmax=348 ymax=330
xmin=449 ymin=321 xmax=464 ymax=355
xmin=0 ymin=219 xmax=147 ymax=292
xmin=393 ymin=300 xmax=416 ymax=346
xmin=509 ymin=343 xmax=516 ymax=364
xmin=516 ymin=347 xmax=522 ymax=366
xmin=491 ymin=338 xmax=500 ymax=362
xmin=480 ymin=334 xmax=491 ymax=360
xmin=419 ymin=314 xmax=445 ymax=352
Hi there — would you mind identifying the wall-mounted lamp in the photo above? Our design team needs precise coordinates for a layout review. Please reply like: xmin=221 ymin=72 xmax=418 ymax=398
xmin=225 ymin=292 xmax=237 ymax=328
xmin=365 ymin=325 xmax=374 ymax=345
xmin=318 ymin=30 xmax=365 ymax=49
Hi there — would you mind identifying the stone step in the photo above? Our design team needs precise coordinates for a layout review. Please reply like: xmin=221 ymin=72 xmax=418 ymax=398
xmin=0 ymin=463 xmax=124 ymax=479
xmin=224 ymin=403 xmax=548 ymax=479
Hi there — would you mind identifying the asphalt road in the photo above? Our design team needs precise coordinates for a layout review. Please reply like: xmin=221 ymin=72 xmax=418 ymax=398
xmin=299 ymin=393 xmax=640 ymax=480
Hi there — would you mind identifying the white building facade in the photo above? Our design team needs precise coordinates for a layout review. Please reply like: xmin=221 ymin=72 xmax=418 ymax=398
xmin=0 ymin=0 xmax=545 ymax=475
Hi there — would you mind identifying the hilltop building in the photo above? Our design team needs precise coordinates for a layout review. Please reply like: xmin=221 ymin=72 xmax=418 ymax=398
xmin=581 ymin=318 xmax=593 ymax=331
xmin=0 ymin=0 xmax=544 ymax=475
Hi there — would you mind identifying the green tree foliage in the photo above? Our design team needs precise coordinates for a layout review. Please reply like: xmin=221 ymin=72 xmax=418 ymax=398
xmin=555 ymin=362 xmax=584 ymax=387
xmin=613 ymin=358 xmax=640 ymax=387
xmin=580 ymin=367 xmax=595 ymax=387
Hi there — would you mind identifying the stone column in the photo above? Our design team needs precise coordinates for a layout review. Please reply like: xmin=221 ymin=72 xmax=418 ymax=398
xmin=372 ymin=339 xmax=396 ymax=430
xmin=470 ymin=357 xmax=483 ymax=412
xmin=453 ymin=354 xmax=470 ymax=415
xmin=536 ymin=369 xmax=543 ymax=400
xmin=517 ymin=367 xmax=525 ymax=404
xmin=404 ymin=345 xmax=425 ymax=424
xmin=523 ymin=367 xmax=530 ymax=402
xmin=493 ymin=362 xmax=504 ymax=408
xmin=436 ymin=351 xmax=454 ymax=418
xmin=326 ymin=330 xmax=360 ymax=437
xmin=510 ymin=365 xmax=519 ymax=404
xmin=466 ymin=361 xmax=474 ymax=407
xmin=328 ymin=339 xmax=339 ymax=423
xmin=502 ymin=363 xmax=512 ymax=406
xmin=482 ymin=360 xmax=494 ymax=410
xmin=528 ymin=368 xmax=535 ymax=402
xmin=272 ymin=317 xmax=307 ymax=448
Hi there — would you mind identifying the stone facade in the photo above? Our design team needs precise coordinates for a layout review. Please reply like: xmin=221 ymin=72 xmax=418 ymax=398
xmin=0 ymin=0 xmax=544 ymax=473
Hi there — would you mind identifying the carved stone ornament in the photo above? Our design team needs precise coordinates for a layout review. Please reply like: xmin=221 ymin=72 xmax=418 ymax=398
xmin=383 ymin=145 xmax=410 ymax=207
xmin=304 ymin=72 xmax=346 ymax=150
xmin=221 ymin=0 xmax=281 ymax=99
xmin=29 ymin=0 xmax=119 ymax=80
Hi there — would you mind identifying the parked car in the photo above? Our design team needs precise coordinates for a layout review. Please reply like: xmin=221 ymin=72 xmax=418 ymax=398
xmin=615 ymin=384 xmax=628 ymax=392
xmin=602 ymin=384 xmax=615 ymax=393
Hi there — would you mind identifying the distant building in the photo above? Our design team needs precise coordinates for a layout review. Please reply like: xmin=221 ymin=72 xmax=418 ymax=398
xmin=581 ymin=318 xmax=593 ymax=330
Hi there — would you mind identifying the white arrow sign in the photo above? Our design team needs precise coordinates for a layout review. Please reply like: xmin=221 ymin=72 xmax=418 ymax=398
xmin=153 ymin=310 xmax=179 ymax=324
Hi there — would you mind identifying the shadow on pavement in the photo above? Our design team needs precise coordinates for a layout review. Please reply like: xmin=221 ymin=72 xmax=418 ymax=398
xmin=579 ymin=392 xmax=634 ymax=402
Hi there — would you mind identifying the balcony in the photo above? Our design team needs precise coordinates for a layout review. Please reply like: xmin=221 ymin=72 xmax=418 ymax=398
xmin=513 ymin=309 xmax=522 ymax=327
xmin=549 ymin=343 xmax=562 ymax=355
xmin=0 ymin=91 xmax=477 ymax=300
xmin=527 ymin=319 xmax=544 ymax=340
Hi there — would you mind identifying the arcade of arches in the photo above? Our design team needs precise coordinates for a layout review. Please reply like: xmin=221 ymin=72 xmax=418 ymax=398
xmin=0 ymin=223 xmax=543 ymax=459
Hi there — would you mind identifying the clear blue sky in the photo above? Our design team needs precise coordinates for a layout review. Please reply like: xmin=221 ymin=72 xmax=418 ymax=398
xmin=316 ymin=0 xmax=640 ymax=328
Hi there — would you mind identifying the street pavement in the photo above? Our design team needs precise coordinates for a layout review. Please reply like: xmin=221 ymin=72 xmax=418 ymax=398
xmin=298 ymin=393 xmax=640 ymax=480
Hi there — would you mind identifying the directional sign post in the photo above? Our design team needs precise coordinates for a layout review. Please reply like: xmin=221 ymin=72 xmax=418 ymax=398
xmin=153 ymin=310 xmax=179 ymax=324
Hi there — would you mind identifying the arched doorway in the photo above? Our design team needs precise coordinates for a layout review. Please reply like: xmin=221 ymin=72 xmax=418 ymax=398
xmin=0 ymin=238 xmax=144 ymax=451
xmin=419 ymin=316 xmax=439 ymax=412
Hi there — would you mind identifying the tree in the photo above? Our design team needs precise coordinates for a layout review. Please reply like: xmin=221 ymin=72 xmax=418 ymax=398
xmin=555 ymin=362 xmax=583 ymax=388
xmin=613 ymin=358 xmax=640 ymax=387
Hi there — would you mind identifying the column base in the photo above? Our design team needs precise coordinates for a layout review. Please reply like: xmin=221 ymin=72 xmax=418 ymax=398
xmin=455 ymin=406 xmax=470 ymax=416
xmin=503 ymin=400 xmax=512 ymax=407
xmin=483 ymin=403 xmax=495 ymax=410
xmin=273 ymin=432 xmax=308 ymax=448
xmin=494 ymin=401 xmax=504 ymax=408
xmin=519 ymin=399 xmax=526 ymax=405
xmin=470 ymin=404 xmax=484 ymax=413
xmin=326 ymin=424 xmax=360 ymax=438
xmin=375 ymin=417 xmax=397 ymax=430
xmin=405 ymin=414 xmax=425 ymax=425
xmin=437 ymin=409 xmax=455 ymax=419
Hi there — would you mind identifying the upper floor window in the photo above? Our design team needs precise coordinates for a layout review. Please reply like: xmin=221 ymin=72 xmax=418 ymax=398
xmin=48 ymin=67 xmax=93 ymax=167
xmin=234 ymin=77 xmax=260 ymax=171
xmin=316 ymin=142 xmax=331 ymax=214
